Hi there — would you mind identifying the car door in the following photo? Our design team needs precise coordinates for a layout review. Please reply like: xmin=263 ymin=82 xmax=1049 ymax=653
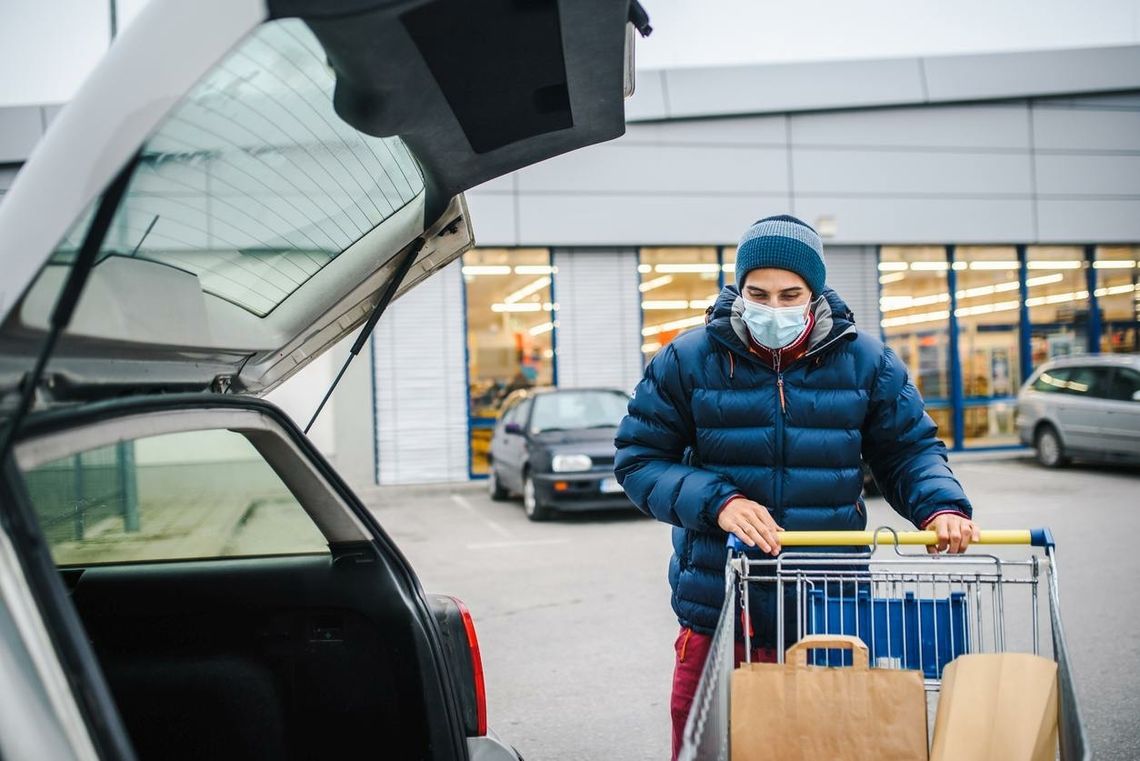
xmin=1053 ymin=366 xmax=1113 ymax=452
xmin=498 ymin=397 xmax=534 ymax=492
xmin=1102 ymin=367 xmax=1140 ymax=457
xmin=490 ymin=394 xmax=521 ymax=487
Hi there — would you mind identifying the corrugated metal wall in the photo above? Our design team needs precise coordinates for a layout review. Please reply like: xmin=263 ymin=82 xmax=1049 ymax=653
xmin=550 ymin=248 xmax=643 ymax=394
xmin=372 ymin=260 xmax=469 ymax=484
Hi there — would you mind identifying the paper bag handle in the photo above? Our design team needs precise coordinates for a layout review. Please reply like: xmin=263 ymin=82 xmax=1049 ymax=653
xmin=787 ymin=634 xmax=870 ymax=669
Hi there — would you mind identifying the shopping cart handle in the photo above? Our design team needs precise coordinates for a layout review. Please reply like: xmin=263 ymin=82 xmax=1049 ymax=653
xmin=726 ymin=528 xmax=1055 ymax=550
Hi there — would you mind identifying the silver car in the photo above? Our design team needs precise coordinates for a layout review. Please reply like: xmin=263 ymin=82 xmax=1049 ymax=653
xmin=1016 ymin=355 xmax=1140 ymax=467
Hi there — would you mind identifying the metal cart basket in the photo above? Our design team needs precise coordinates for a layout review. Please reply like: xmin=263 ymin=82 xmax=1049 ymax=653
xmin=678 ymin=527 xmax=1089 ymax=761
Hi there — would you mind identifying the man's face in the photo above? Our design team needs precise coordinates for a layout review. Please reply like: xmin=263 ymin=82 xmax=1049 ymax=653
xmin=741 ymin=268 xmax=811 ymax=308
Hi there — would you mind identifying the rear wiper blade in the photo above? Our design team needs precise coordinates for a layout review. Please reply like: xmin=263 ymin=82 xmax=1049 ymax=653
xmin=304 ymin=237 xmax=425 ymax=434
xmin=0 ymin=153 xmax=141 ymax=463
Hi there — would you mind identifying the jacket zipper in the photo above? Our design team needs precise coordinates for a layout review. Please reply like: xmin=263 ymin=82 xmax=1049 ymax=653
xmin=773 ymin=351 xmax=785 ymax=514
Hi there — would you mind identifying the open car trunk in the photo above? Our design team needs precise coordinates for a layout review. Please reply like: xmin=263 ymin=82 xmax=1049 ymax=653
xmin=13 ymin=396 xmax=470 ymax=760
xmin=0 ymin=0 xmax=636 ymax=402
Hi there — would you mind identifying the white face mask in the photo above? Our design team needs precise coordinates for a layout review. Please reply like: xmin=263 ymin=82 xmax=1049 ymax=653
xmin=741 ymin=299 xmax=810 ymax=349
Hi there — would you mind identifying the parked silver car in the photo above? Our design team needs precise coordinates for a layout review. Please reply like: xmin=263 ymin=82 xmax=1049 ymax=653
xmin=1016 ymin=355 xmax=1140 ymax=467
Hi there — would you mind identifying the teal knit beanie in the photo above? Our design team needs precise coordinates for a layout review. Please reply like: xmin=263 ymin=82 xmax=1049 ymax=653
xmin=735 ymin=214 xmax=826 ymax=294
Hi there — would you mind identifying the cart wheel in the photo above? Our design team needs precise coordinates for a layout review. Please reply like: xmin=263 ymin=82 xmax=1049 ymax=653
xmin=488 ymin=467 xmax=509 ymax=501
xmin=1035 ymin=425 xmax=1068 ymax=468
xmin=523 ymin=472 xmax=552 ymax=521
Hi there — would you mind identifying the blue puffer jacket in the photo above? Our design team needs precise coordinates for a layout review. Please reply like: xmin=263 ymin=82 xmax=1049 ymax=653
xmin=615 ymin=285 xmax=972 ymax=638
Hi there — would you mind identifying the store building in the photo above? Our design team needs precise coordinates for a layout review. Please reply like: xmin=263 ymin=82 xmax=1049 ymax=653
xmin=4 ymin=44 xmax=1139 ymax=485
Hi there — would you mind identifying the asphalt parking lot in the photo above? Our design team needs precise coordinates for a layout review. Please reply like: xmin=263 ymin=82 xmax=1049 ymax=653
xmin=362 ymin=456 xmax=1139 ymax=761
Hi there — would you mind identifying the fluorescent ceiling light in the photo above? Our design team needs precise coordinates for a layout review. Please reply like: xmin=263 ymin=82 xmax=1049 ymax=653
xmin=880 ymin=310 xmax=950 ymax=328
xmin=529 ymin=321 xmax=557 ymax=336
xmin=503 ymin=276 xmax=551 ymax=304
xmin=642 ymin=314 xmax=706 ymax=337
xmin=878 ymin=262 xmax=908 ymax=272
xmin=1093 ymin=260 xmax=1138 ymax=269
xmin=655 ymin=263 xmax=720 ymax=274
xmin=1027 ymin=260 xmax=1082 ymax=270
xmin=639 ymin=275 xmax=675 ymax=293
xmin=641 ymin=342 xmax=662 ymax=354
xmin=968 ymin=260 xmax=1019 ymax=270
xmin=642 ymin=300 xmax=693 ymax=310
xmin=882 ymin=273 xmax=1068 ymax=313
xmin=462 ymin=265 xmax=512 ymax=276
xmin=910 ymin=262 xmax=949 ymax=271
xmin=1094 ymin=283 xmax=1138 ymax=297
xmin=722 ymin=263 xmax=735 ymax=272
xmin=688 ymin=299 xmax=715 ymax=309
xmin=514 ymin=265 xmax=557 ymax=275
xmin=879 ymin=273 xmax=906 ymax=284
xmin=638 ymin=264 xmax=652 ymax=274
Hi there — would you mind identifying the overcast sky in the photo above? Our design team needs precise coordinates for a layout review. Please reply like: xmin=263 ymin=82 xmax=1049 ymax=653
xmin=2 ymin=0 xmax=1139 ymax=106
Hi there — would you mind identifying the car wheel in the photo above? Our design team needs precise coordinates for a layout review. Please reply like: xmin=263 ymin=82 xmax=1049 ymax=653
xmin=522 ymin=472 xmax=553 ymax=522
xmin=487 ymin=467 xmax=509 ymax=501
xmin=1035 ymin=425 xmax=1068 ymax=468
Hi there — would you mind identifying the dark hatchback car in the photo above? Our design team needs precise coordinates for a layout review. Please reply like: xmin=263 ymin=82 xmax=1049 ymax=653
xmin=487 ymin=388 xmax=634 ymax=520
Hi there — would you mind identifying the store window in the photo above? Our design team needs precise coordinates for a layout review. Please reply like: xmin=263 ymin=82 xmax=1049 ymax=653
xmin=722 ymin=246 xmax=738 ymax=286
xmin=463 ymin=248 xmax=555 ymax=475
xmin=1026 ymin=246 xmax=1089 ymax=367
xmin=953 ymin=247 xmax=1021 ymax=447
xmin=639 ymin=247 xmax=720 ymax=360
xmin=1095 ymin=246 xmax=1140 ymax=354
xmin=877 ymin=247 xmax=954 ymax=440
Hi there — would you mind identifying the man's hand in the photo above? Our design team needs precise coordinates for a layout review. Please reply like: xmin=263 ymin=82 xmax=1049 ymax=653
xmin=717 ymin=497 xmax=782 ymax=556
xmin=925 ymin=514 xmax=980 ymax=554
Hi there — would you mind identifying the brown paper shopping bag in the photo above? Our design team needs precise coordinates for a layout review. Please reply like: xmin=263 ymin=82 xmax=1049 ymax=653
xmin=929 ymin=653 xmax=1058 ymax=761
xmin=731 ymin=634 xmax=928 ymax=761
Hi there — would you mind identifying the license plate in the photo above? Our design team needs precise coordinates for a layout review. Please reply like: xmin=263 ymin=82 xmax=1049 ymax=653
xmin=600 ymin=477 xmax=624 ymax=494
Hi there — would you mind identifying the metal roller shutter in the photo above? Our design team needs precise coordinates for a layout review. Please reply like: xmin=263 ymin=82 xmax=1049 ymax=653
xmin=551 ymin=248 xmax=643 ymax=394
xmin=824 ymin=246 xmax=881 ymax=334
xmin=372 ymin=260 xmax=469 ymax=484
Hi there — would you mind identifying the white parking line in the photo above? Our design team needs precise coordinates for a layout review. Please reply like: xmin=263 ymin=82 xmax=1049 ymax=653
xmin=465 ymin=538 xmax=570 ymax=551
xmin=450 ymin=494 xmax=513 ymax=539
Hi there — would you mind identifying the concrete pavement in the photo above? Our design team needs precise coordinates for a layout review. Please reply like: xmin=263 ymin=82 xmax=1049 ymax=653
xmin=365 ymin=457 xmax=1139 ymax=761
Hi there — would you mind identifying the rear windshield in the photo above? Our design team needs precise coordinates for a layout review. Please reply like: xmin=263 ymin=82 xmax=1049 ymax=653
xmin=530 ymin=391 xmax=630 ymax=433
xmin=47 ymin=19 xmax=424 ymax=318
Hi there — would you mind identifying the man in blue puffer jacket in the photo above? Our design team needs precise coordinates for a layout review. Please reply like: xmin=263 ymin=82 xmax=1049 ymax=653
xmin=614 ymin=214 xmax=977 ymax=759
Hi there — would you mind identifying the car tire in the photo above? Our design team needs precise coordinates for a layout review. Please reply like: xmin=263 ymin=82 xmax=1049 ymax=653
xmin=522 ymin=472 xmax=553 ymax=522
xmin=488 ymin=467 xmax=509 ymax=501
xmin=1035 ymin=425 xmax=1068 ymax=468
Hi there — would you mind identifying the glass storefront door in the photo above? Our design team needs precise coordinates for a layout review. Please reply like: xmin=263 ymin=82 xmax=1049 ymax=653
xmin=878 ymin=246 xmax=954 ymax=442
xmin=639 ymin=247 xmax=721 ymax=361
xmin=463 ymin=248 xmax=555 ymax=475
xmin=1026 ymin=246 xmax=1089 ymax=368
xmin=1095 ymin=246 xmax=1140 ymax=354
xmin=954 ymin=247 xmax=1021 ymax=446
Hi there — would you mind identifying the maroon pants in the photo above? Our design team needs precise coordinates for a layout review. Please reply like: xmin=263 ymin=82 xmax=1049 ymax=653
xmin=670 ymin=627 xmax=777 ymax=761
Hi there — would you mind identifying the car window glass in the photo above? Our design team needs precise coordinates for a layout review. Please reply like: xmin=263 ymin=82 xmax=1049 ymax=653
xmin=1107 ymin=368 xmax=1140 ymax=402
xmin=513 ymin=399 xmax=533 ymax=428
xmin=502 ymin=398 xmax=524 ymax=426
xmin=21 ymin=429 xmax=328 ymax=566
xmin=37 ymin=19 xmax=425 ymax=320
xmin=1061 ymin=367 xmax=1110 ymax=397
xmin=1032 ymin=368 xmax=1071 ymax=393
xmin=530 ymin=391 xmax=629 ymax=433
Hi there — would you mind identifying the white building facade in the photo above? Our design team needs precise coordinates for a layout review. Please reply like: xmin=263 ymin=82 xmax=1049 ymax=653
xmin=4 ymin=44 xmax=1139 ymax=486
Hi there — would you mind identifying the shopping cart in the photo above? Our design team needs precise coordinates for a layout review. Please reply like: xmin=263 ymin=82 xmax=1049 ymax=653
xmin=677 ymin=527 xmax=1089 ymax=761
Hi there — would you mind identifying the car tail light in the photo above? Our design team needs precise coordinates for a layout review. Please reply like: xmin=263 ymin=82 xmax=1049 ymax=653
xmin=428 ymin=594 xmax=487 ymax=736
